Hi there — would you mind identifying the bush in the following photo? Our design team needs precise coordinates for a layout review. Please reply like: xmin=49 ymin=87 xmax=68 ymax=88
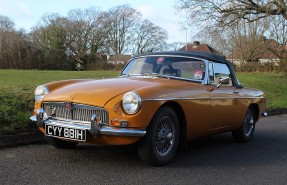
xmin=279 ymin=60 xmax=287 ymax=73
xmin=86 ymin=61 xmax=126 ymax=71
xmin=236 ymin=61 xmax=284 ymax=73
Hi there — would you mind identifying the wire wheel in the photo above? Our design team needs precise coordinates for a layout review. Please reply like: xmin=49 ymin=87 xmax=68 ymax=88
xmin=138 ymin=106 xmax=179 ymax=166
xmin=243 ymin=112 xmax=254 ymax=137
xmin=155 ymin=116 xmax=175 ymax=157
xmin=232 ymin=107 xmax=256 ymax=143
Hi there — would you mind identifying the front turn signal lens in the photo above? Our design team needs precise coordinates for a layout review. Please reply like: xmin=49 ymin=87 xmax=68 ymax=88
xmin=111 ymin=119 xmax=128 ymax=127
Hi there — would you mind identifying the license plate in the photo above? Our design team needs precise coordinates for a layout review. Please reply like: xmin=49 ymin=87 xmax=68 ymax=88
xmin=45 ymin=124 xmax=86 ymax=142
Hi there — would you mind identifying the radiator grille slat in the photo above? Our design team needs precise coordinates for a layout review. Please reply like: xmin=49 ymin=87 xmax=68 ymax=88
xmin=43 ymin=103 xmax=108 ymax=124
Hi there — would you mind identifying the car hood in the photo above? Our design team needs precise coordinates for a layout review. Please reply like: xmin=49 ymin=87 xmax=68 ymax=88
xmin=43 ymin=77 xmax=159 ymax=107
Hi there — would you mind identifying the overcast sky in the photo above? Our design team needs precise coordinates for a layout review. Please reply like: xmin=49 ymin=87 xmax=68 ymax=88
xmin=0 ymin=0 xmax=189 ymax=43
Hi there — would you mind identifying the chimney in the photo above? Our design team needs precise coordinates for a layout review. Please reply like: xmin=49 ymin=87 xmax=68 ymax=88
xmin=193 ymin=41 xmax=200 ymax=48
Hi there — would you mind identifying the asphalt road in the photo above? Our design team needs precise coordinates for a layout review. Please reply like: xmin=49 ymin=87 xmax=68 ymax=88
xmin=1 ymin=114 xmax=287 ymax=185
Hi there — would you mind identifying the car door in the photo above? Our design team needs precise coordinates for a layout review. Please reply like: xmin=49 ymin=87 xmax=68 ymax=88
xmin=208 ymin=62 xmax=243 ymax=132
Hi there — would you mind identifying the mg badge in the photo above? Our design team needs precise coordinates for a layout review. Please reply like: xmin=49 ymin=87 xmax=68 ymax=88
xmin=65 ymin=102 xmax=72 ymax=110
xmin=50 ymin=106 xmax=56 ymax=116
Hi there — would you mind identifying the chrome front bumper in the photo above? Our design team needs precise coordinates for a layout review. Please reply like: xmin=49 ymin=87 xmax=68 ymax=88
xmin=30 ymin=115 xmax=146 ymax=137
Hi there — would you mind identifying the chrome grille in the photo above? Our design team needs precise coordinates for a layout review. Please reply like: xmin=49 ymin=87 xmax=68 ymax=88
xmin=43 ymin=102 xmax=108 ymax=124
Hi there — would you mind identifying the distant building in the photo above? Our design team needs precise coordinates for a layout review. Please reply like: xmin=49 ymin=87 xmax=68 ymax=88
xmin=107 ymin=55 xmax=131 ymax=65
xmin=227 ymin=38 xmax=286 ymax=66
xmin=179 ymin=41 xmax=223 ymax=55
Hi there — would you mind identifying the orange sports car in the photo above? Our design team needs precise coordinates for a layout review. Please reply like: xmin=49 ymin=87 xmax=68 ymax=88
xmin=30 ymin=51 xmax=266 ymax=166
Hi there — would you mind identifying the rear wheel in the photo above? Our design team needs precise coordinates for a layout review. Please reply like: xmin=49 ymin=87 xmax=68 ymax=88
xmin=45 ymin=136 xmax=78 ymax=149
xmin=138 ymin=106 xmax=179 ymax=166
xmin=232 ymin=107 xmax=256 ymax=143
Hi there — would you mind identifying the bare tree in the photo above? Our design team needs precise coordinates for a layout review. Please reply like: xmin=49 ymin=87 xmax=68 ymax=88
xmin=1 ymin=5 xmax=170 ymax=70
xmin=66 ymin=7 xmax=108 ymax=66
xmin=101 ymin=5 xmax=141 ymax=55
xmin=193 ymin=17 xmax=269 ymax=62
xmin=31 ymin=14 xmax=70 ymax=69
xmin=0 ymin=15 xmax=15 ymax=68
xmin=166 ymin=42 xmax=186 ymax=51
xmin=232 ymin=23 xmax=267 ymax=62
xmin=132 ymin=19 xmax=168 ymax=54
xmin=176 ymin=0 xmax=287 ymax=27
xmin=193 ymin=28 xmax=231 ymax=55
xmin=0 ymin=15 xmax=15 ymax=32
xmin=266 ymin=15 xmax=287 ymax=59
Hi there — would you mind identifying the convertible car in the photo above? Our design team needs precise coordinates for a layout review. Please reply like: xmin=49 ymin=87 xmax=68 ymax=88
xmin=30 ymin=51 xmax=266 ymax=166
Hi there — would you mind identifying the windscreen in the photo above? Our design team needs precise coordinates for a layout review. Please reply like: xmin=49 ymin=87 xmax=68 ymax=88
xmin=121 ymin=56 xmax=207 ymax=81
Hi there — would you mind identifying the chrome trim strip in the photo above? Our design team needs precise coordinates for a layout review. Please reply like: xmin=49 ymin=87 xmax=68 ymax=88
xmin=143 ymin=97 xmax=210 ymax=101
xmin=210 ymin=97 xmax=264 ymax=100
xmin=100 ymin=127 xmax=146 ymax=137
xmin=43 ymin=102 xmax=106 ymax=111
xmin=142 ymin=97 xmax=264 ymax=101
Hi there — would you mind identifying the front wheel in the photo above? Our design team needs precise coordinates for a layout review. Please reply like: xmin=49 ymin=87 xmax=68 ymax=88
xmin=45 ymin=136 xmax=78 ymax=149
xmin=138 ymin=106 xmax=179 ymax=166
xmin=232 ymin=107 xmax=256 ymax=143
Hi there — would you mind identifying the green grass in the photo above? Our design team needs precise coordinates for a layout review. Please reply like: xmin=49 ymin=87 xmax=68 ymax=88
xmin=0 ymin=70 xmax=286 ymax=134
xmin=0 ymin=70 xmax=119 ymax=91
xmin=0 ymin=70 xmax=119 ymax=134
xmin=237 ymin=72 xmax=287 ymax=110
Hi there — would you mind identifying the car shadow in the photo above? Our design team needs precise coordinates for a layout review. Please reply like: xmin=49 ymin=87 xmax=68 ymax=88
xmin=171 ymin=130 xmax=287 ymax=168
xmin=39 ymin=128 xmax=286 ymax=169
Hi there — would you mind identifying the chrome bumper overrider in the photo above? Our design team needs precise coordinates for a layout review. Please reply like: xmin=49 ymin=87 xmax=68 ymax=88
xmin=30 ymin=115 xmax=146 ymax=137
xmin=262 ymin=111 xmax=268 ymax=117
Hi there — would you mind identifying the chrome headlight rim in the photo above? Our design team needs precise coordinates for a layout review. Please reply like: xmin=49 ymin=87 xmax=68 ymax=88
xmin=35 ymin=85 xmax=49 ymax=102
xmin=122 ymin=91 xmax=142 ymax=115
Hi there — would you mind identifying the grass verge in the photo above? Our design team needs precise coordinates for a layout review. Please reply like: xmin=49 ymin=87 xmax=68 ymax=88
xmin=237 ymin=72 xmax=287 ymax=110
xmin=0 ymin=70 xmax=119 ymax=134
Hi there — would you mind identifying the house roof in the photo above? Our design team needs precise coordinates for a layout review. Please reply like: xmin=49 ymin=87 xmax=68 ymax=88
xmin=179 ymin=41 xmax=222 ymax=55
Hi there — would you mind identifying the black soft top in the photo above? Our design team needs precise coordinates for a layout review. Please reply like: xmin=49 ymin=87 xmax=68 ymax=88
xmin=136 ymin=51 xmax=227 ymax=64
xmin=134 ymin=51 xmax=243 ymax=88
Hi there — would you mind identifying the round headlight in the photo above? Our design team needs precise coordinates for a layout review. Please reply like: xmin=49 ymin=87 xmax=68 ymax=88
xmin=35 ymin=85 xmax=49 ymax=102
xmin=122 ymin=91 xmax=142 ymax=114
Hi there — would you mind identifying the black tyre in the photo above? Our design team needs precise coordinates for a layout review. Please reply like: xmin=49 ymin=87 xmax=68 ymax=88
xmin=45 ymin=136 xmax=78 ymax=149
xmin=232 ymin=107 xmax=256 ymax=143
xmin=138 ymin=106 xmax=179 ymax=166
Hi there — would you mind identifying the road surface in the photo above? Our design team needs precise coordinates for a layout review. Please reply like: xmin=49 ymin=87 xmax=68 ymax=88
xmin=1 ymin=115 xmax=287 ymax=185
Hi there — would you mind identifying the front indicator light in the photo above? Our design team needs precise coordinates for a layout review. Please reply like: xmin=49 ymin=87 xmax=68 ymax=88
xmin=111 ymin=119 xmax=128 ymax=127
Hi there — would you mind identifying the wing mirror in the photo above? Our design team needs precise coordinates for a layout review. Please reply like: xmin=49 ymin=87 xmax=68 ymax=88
xmin=217 ymin=77 xmax=230 ymax=88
